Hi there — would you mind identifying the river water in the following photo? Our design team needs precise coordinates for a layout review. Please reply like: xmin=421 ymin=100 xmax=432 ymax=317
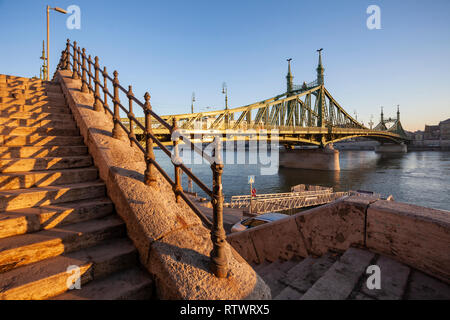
xmin=154 ymin=149 xmax=450 ymax=212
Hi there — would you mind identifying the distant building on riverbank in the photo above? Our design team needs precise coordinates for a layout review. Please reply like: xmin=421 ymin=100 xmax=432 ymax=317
xmin=410 ymin=118 xmax=450 ymax=150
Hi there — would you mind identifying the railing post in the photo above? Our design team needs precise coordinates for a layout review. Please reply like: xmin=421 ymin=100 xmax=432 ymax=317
xmin=60 ymin=49 xmax=66 ymax=71
xmin=171 ymin=118 xmax=182 ymax=203
xmin=143 ymin=92 xmax=157 ymax=187
xmin=81 ymin=48 xmax=89 ymax=93
xmin=102 ymin=67 xmax=109 ymax=113
xmin=72 ymin=41 xmax=79 ymax=80
xmin=77 ymin=47 xmax=81 ymax=78
xmin=210 ymin=136 xmax=228 ymax=278
xmin=93 ymin=57 xmax=102 ymax=112
xmin=88 ymin=55 xmax=93 ymax=93
xmin=127 ymin=85 xmax=136 ymax=147
xmin=64 ymin=39 xmax=70 ymax=71
xmin=112 ymin=71 xmax=121 ymax=139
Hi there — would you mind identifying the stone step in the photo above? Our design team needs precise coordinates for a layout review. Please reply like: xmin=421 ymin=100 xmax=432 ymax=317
xmin=0 ymin=118 xmax=76 ymax=129
xmin=0 ymin=90 xmax=51 ymax=98
xmin=0 ymin=85 xmax=60 ymax=94
xmin=404 ymin=269 xmax=450 ymax=300
xmin=0 ymin=135 xmax=84 ymax=147
xmin=0 ymin=104 xmax=70 ymax=114
xmin=0 ymin=181 xmax=106 ymax=211
xmin=0 ymin=197 xmax=114 ymax=239
xmin=0 ymin=95 xmax=65 ymax=105
xmin=0 ymin=126 xmax=78 ymax=137
xmin=0 ymin=166 xmax=98 ymax=190
xmin=0 ymin=215 xmax=125 ymax=273
xmin=259 ymin=259 xmax=299 ymax=279
xmin=358 ymin=255 xmax=410 ymax=300
xmin=52 ymin=267 xmax=153 ymax=300
xmin=0 ymin=111 xmax=73 ymax=121
xmin=0 ymin=145 xmax=88 ymax=159
xmin=0 ymin=238 xmax=137 ymax=300
xmin=252 ymin=261 xmax=271 ymax=274
xmin=300 ymin=248 xmax=375 ymax=300
xmin=258 ymin=259 xmax=301 ymax=297
xmin=0 ymin=155 xmax=92 ymax=173
xmin=274 ymin=254 xmax=338 ymax=300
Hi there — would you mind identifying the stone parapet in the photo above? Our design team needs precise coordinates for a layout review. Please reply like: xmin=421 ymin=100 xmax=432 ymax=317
xmin=56 ymin=70 xmax=270 ymax=300
xmin=228 ymin=196 xmax=450 ymax=284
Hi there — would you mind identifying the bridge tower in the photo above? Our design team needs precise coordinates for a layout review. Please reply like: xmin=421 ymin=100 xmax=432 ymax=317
xmin=316 ymin=48 xmax=325 ymax=86
xmin=286 ymin=58 xmax=294 ymax=96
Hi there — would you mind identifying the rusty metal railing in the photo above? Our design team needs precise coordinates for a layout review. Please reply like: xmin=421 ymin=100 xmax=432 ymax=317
xmin=53 ymin=39 xmax=228 ymax=278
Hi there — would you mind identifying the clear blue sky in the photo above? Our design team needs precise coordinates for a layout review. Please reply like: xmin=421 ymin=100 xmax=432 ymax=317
xmin=1 ymin=0 xmax=449 ymax=131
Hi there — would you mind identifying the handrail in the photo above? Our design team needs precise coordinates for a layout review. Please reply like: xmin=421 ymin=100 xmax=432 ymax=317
xmin=53 ymin=39 xmax=228 ymax=278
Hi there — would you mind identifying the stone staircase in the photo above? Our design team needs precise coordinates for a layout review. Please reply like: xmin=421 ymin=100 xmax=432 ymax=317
xmin=253 ymin=247 xmax=450 ymax=300
xmin=0 ymin=75 xmax=153 ymax=300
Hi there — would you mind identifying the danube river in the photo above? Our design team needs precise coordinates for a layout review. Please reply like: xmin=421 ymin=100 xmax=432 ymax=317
xmin=154 ymin=150 xmax=450 ymax=212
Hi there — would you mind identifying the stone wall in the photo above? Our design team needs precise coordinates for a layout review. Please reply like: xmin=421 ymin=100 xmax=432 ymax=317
xmin=56 ymin=70 xmax=270 ymax=300
xmin=227 ymin=196 xmax=450 ymax=284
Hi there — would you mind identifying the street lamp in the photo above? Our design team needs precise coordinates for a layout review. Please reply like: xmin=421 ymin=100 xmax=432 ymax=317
xmin=191 ymin=92 xmax=195 ymax=114
xmin=222 ymin=82 xmax=231 ymax=128
xmin=46 ymin=5 xmax=67 ymax=81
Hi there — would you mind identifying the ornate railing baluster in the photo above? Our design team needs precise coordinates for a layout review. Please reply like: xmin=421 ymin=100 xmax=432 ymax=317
xmin=210 ymin=137 xmax=228 ymax=278
xmin=102 ymin=67 xmax=109 ymax=114
xmin=64 ymin=39 xmax=70 ymax=71
xmin=72 ymin=41 xmax=79 ymax=80
xmin=171 ymin=118 xmax=182 ymax=203
xmin=112 ymin=71 xmax=121 ymax=139
xmin=81 ymin=48 xmax=88 ymax=93
xmin=92 ymin=57 xmax=101 ymax=112
xmin=143 ymin=92 xmax=157 ymax=187
xmin=88 ymin=55 xmax=93 ymax=93
xmin=127 ymin=85 xmax=136 ymax=147
xmin=77 ymin=47 xmax=81 ymax=78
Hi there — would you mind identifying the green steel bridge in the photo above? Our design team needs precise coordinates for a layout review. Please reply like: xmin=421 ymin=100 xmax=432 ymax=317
xmin=127 ymin=50 xmax=410 ymax=147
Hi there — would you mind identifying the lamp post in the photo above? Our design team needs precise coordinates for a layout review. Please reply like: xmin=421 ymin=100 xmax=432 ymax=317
xmin=222 ymin=82 xmax=229 ymax=128
xmin=46 ymin=5 xmax=67 ymax=81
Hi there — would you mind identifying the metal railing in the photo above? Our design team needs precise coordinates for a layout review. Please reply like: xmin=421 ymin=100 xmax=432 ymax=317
xmin=53 ymin=39 xmax=228 ymax=278
xmin=230 ymin=190 xmax=349 ymax=214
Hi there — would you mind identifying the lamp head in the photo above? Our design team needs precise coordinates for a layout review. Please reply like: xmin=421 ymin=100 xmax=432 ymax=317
xmin=53 ymin=7 xmax=67 ymax=14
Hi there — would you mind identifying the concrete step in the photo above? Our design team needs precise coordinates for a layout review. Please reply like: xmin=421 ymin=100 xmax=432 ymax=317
xmin=52 ymin=267 xmax=153 ymax=300
xmin=0 ymin=181 xmax=106 ymax=211
xmin=0 ymin=146 xmax=88 ymax=159
xmin=0 ymin=155 xmax=92 ymax=173
xmin=0 ymin=215 xmax=125 ymax=273
xmin=0 ymin=135 xmax=84 ymax=147
xmin=0 ymin=118 xmax=76 ymax=129
xmin=274 ymin=254 xmax=338 ymax=300
xmin=0 ymin=126 xmax=78 ymax=137
xmin=0 ymin=104 xmax=70 ymax=114
xmin=0 ymin=238 xmax=137 ymax=300
xmin=0 ymin=166 xmax=98 ymax=190
xmin=300 ymin=248 xmax=375 ymax=300
xmin=0 ymin=197 xmax=114 ymax=239
xmin=0 ymin=111 xmax=73 ymax=121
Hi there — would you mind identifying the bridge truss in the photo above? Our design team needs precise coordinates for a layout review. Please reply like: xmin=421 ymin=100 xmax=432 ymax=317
xmin=126 ymin=51 xmax=410 ymax=147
